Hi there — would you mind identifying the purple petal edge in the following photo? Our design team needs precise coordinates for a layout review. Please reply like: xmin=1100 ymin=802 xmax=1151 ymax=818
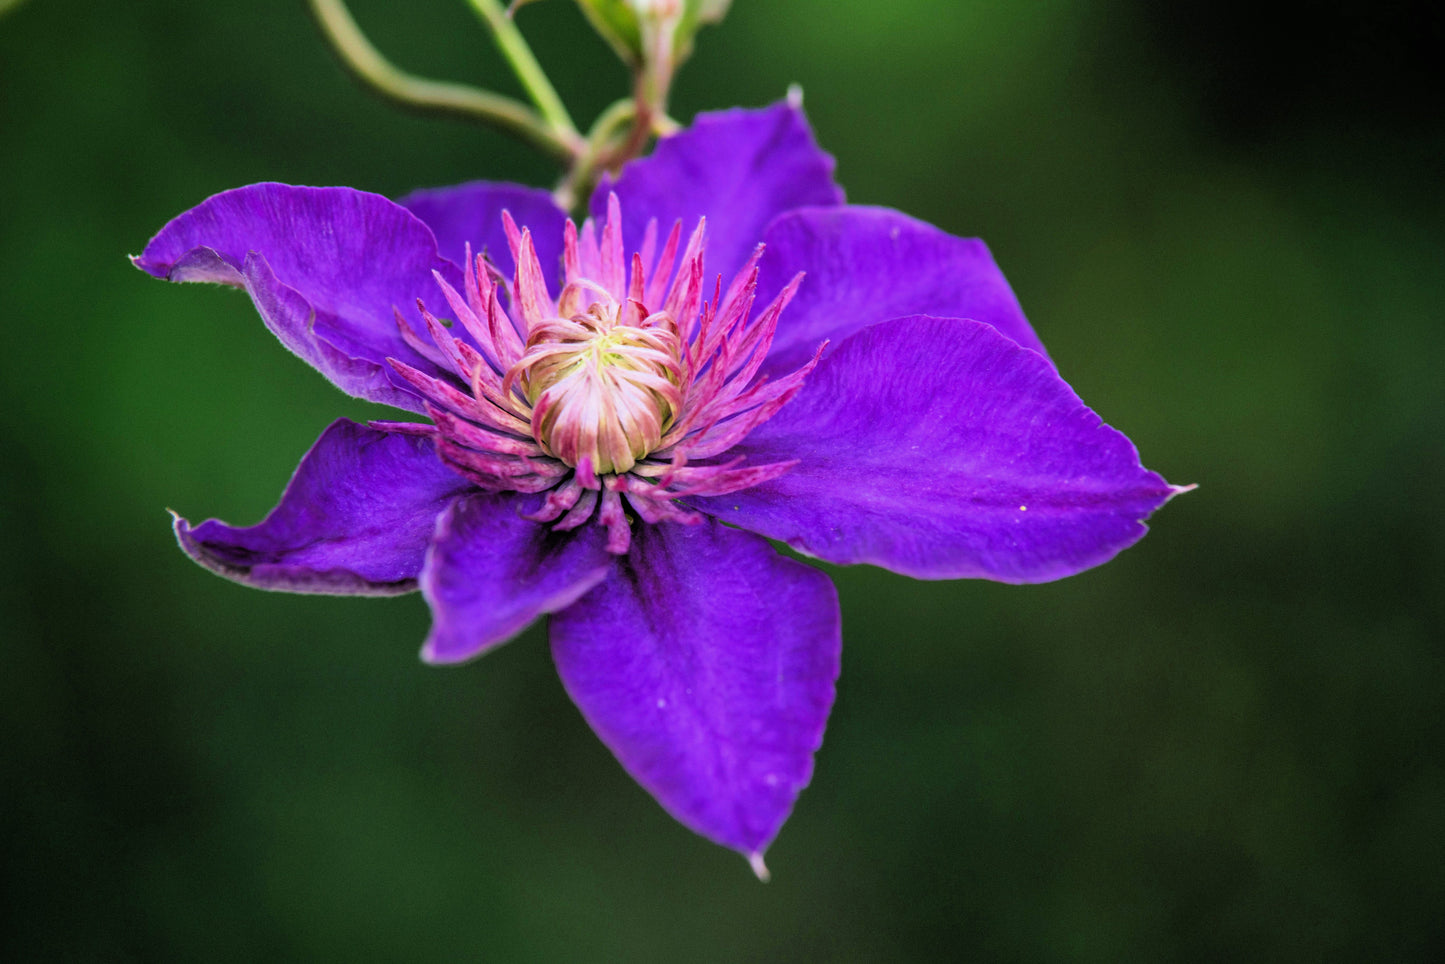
xmin=135 ymin=183 xmax=463 ymax=413
xmin=173 ymin=419 xmax=472 ymax=595
xmin=694 ymin=316 xmax=1187 ymax=583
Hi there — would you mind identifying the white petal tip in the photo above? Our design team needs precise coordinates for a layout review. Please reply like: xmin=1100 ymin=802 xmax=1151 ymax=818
xmin=748 ymin=852 xmax=771 ymax=883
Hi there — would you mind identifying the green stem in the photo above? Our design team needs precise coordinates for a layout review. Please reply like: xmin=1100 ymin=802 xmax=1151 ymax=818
xmin=464 ymin=0 xmax=580 ymax=144
xmin=307 ymin=0 xmax=573 ymax=160
xmin=554 ymin=97 xmax=638 ymax=211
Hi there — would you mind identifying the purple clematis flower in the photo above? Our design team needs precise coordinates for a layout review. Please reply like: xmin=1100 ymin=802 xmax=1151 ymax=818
xmin=136 ymin=102 xmax=1184 ymax=874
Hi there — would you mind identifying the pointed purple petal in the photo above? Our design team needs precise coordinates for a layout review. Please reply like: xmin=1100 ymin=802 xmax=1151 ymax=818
xmin=692 ymin=317 xmax=1184 ymax=583
xmin=173 ymin=419 xmax=472 ymax=594
xmin=550 ymin=520 xmax=840 ymax=859
xmin=755 ymin=206 xmax=1050 ymax=375
xmin=593 ymin=102 xmax=844 ymax=284
xmin=420 ymin=494 xmax=614 ymax=664
xmin=398 ymin=181 xmax=567 ymax=282
xmin=135 ymin=183 xmax=460 ymax=412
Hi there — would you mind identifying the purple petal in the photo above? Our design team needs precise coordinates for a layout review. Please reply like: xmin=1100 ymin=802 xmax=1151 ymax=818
xmin=593 ymin=102 xmax=844 ymax=284
xmin=173 ymin=419 xmax=472 ymax=594
xmin=420 ymin=493 xmax=614 ymax=664
xmin=398 ymin=181 xmax=566 ymax=282
xmin=692 ymin=317 xmax=1185 ymax=583
xmin=756 ymin=206 xmax=1050 ymax=375
xmin=135 ymin=183 xmax=460 ymax=412
xmin=550 ymin=520 xmax=840 ymax=861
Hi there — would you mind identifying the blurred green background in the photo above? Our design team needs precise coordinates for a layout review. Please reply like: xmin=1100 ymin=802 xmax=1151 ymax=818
xmin=3 ymin=0 xmax=1441 ymax=960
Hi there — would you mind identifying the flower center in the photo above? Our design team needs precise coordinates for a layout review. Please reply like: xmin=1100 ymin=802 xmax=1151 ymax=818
xmin=511 ymin=301 xmax=684 ymax=475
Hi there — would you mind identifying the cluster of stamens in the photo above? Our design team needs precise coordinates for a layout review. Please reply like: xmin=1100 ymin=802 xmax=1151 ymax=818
xmin=511 ymin=302 xmax=683 ymax=475
xmin=380 ymin=194 xmax=821 ymax=554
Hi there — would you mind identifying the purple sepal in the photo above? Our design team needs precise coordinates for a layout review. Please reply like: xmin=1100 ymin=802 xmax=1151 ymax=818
xmin=693 ymin=316 xmax=1185 ymax=583
xmin=172 ymin=419 xmax=472 ymax=594
xmin=550 ymin=519 xmax=841 ymax=860
xmin=419 ymin=493 xmax=614 ymax=664
xmin=593 ymin=102 xmax=845 ymax=283
xmin=135 ymin=183 xmax=461 ymax=413
xmin=399 ymin=181 xmax=567 ymax=282
xmin=756 ymin=206 xmax=1050 ymax=374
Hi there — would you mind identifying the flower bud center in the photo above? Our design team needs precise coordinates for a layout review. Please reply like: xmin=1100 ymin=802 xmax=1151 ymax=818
xmin=513 ymin=304 xmax=683 ymax=475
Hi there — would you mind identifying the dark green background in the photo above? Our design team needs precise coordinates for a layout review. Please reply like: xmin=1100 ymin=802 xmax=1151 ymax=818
xmin=3 ymin=0 xmax=1441 ymax=959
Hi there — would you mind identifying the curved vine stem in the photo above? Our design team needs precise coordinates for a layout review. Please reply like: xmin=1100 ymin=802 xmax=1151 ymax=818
xmin=463 ymin=0 xmax=580 ymax=144
xmin=309 ymin=0 xmax=691 ymax=209
xmin=307 ymin=0 xmax=575 ymax=161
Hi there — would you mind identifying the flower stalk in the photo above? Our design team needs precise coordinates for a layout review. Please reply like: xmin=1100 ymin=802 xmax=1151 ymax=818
xmin=462 ymin=0 xmax=581 ymax=144
xmin=554 ymin=96 xmax=635 ymax=209
xmin=306 ymin=0 xmax=696 ymax=208
xmin=306 ymin=0 xmax=576 ymax=160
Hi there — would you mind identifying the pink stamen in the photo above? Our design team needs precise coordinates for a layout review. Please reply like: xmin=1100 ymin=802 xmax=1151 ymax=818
xmin=408 ymin=199 xmax=820 ymax=554
xmin=367 ymin=420 xmax=436 ymax=438
xmin=600 ymin=193 xmax=626 ymax=298
xmin=523 ymin=474 xmax=583 ymax=523
xmin=513 ymin=229 xmax=553 ymax=330
xmin=645 ymin=220 xmax=683 ymax=308
xmin=598 ymin=482 xmax=631 ymax=554
xmin=393 ymin=308 xmax=450 ymax=369
xmin=553 ymin=487 xmax=599 ymax=532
